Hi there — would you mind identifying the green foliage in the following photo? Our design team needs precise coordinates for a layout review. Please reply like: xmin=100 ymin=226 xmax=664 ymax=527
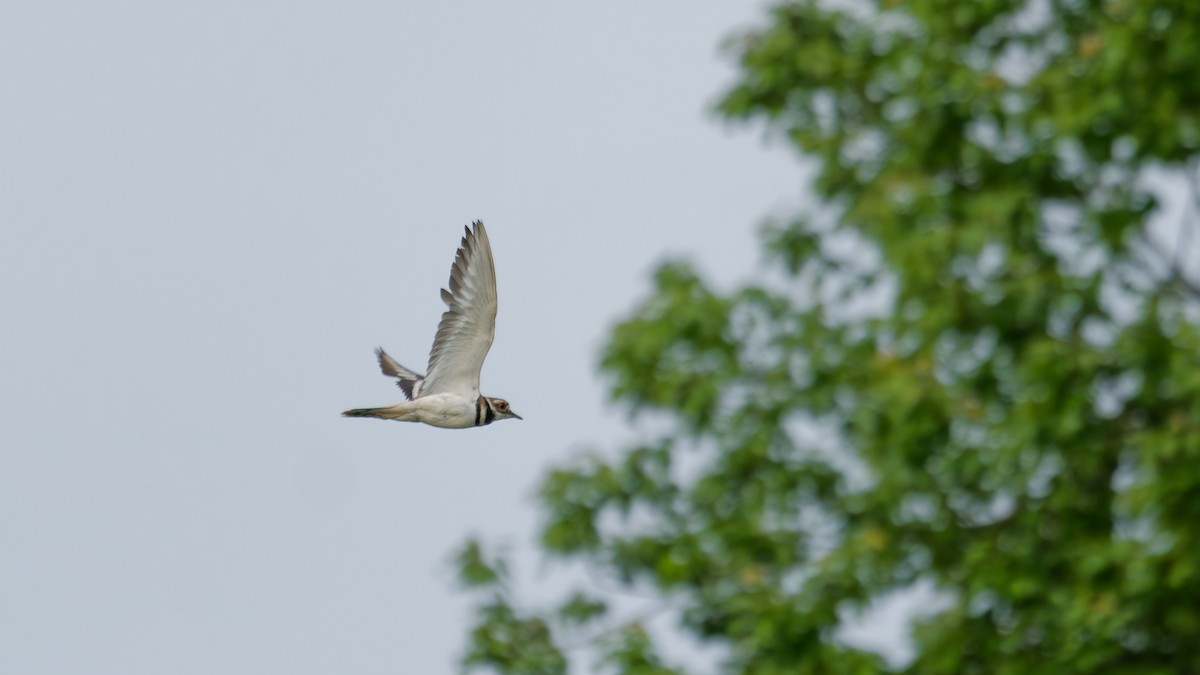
xmin=596 ymin=624 xmax=683 ymax=675
xmin=457 ymin=538 xmax=508 ymax=589
xmin=455 ymin=539 xmax=567 ymax=675
xmin=557 ymin=592 xmax=609 ymax=627
xmin=455 ymin=0 xmax=1200 ymax=672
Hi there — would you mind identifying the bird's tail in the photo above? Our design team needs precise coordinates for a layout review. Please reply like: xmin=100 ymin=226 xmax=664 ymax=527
xmin=342 ymin=406 xmax=395 ymax=419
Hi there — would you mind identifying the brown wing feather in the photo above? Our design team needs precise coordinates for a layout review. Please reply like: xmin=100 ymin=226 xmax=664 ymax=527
xmin=375 ymin=347 xmax=425 ymax=400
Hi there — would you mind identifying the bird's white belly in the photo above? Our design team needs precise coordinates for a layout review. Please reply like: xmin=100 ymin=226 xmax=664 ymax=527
xmin=409 ymin=393 xmax=477 ymax=429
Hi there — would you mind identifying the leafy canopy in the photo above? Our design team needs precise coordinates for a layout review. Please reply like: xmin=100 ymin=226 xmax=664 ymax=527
xmin=457 ymin=0 xmax=1200 ymax=673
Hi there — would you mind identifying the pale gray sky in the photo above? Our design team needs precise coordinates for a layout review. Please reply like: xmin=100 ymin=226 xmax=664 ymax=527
xmin=0 ymin=1 xmax=818 ymax=673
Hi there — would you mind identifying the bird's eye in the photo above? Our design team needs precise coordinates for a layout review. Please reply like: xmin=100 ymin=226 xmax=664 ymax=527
xmin=498 ymin=401 xmax=508 ymax=411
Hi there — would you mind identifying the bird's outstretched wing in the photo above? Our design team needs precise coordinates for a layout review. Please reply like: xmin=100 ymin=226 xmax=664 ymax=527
xmin=419 ymin=221 xmax=497 ymax=398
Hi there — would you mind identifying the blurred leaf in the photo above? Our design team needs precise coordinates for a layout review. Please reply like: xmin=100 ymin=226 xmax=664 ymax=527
xmin=556 ymin=591 xmax=608 ymax=626
xmin=455 ymin=538 xmax=506 ymax=589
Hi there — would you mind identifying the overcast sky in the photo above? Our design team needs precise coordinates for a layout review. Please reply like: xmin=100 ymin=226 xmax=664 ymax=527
xmin=0 ymin=2 xmax=814 ymax=673
xmin=10 ymin=0 xmax=1188 ymax=672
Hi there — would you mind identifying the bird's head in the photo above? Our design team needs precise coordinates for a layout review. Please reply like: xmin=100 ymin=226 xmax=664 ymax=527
xmin=488 ymin=397 xmax=522 ymax=422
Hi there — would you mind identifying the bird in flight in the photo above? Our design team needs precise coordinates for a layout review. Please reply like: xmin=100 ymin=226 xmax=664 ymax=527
xmin=342 ymin=221 xmax=521 ymax=428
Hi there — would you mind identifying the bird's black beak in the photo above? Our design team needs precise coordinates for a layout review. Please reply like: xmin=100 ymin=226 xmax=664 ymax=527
xmin=512 ymin=411 xmax=523 ymax=420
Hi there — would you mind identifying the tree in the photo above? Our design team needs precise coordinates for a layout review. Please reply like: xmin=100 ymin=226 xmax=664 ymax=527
xmin=456 ymin=1 xmax=1200 ymax=672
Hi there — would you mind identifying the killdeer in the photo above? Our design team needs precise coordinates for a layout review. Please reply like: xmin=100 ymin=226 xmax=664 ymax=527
xmin=342 ymin=221 xmax=522 ymax=428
